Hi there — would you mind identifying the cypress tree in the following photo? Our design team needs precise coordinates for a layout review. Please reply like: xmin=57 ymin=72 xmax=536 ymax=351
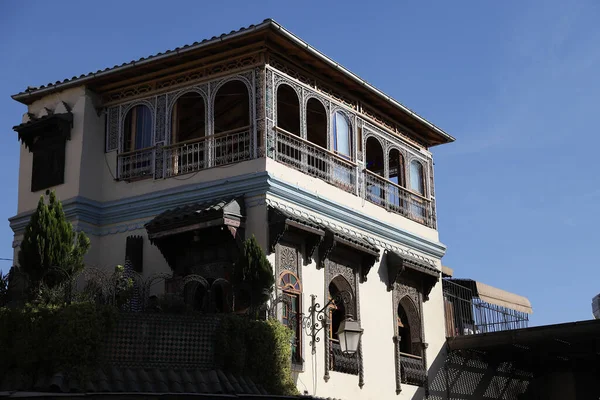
xmin=233 ymin=235 xmax=275 ymax=317
xmin=18 ymin=191 xmax=90 ymax=295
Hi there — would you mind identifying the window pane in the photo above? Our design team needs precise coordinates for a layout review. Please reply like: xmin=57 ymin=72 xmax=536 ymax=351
xmin=410 ymin=161 xmax=424 ymax=195
xmin=334 ymin=112 xmax=351 ymax=157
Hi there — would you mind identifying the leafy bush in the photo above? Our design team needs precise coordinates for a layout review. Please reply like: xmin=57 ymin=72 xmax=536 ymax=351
xmin=0 ymin=303 xmax=116 ymax=379
xmin=215 ymin=314 xmax=297 ymax=395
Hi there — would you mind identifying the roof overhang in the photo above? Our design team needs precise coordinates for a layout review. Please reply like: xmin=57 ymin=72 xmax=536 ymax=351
xmin=13 ymin=112 xmax=73 ymax=151
xmin=447 ymin=319 xmax=600 ymax=367
xmin=11 ymin=19 xmax=454 ymax=147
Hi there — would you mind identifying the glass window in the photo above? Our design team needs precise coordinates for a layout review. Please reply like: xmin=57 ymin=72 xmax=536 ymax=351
xmin=410 ymin=160 xmax=425 ymax=196
xmin=333 ymin=111 xmax=351 ymax=158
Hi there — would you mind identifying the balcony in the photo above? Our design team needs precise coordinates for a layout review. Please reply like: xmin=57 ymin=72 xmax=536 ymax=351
xmin=442 ymin=279 xmax=531 ymax=337
xmin=117 ymin=128 xmax=252 ymax=181
xmin=273 ymin=127 xmax=436 ymax=229
xmin=116 ymin=126 xmax=436 ymax=229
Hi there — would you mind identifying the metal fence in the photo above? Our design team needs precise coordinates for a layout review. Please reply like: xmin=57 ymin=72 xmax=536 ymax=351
xmin=442 ymin=279 xmax=529 ymax=337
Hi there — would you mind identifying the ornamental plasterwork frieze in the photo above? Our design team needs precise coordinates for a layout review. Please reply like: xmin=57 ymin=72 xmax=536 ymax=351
xmin=265 ymin=198 xmax=438 ymax=267
xmin=102 ymin=53 xmax=261 ymax=105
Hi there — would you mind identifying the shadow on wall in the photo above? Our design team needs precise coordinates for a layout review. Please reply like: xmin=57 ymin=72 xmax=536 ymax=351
xmin=422 ymin=347 xmax=532 ymax=400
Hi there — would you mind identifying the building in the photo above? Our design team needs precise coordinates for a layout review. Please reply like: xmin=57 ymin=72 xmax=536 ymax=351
xmin=9 ymin=19 xmax=456 ymax=399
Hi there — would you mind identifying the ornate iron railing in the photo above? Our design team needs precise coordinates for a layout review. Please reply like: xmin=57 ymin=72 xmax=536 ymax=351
xmin=399 ymin=352 xmax=427 ymax=386
xmin=330 ymin=339 xmax=359 ymax=375
xmin=274 ymin=127 xmax=357 ymax=196
xmin=163 ymin=138 xmax=208 ymax=178
xmin=117 ymin=147 xmax=155 ymax=181
xmin=364 ymin=170 xmax=435 ymax=228
xmin=272 ymin=127 xmax=435 ymax=228
xmin=213 ymin=127 xmax=252 ymax=167
xmin=442 ymin=279 xmax=529 ymax=337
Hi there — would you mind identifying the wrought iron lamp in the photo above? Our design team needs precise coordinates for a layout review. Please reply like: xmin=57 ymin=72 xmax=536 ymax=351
xmin=302 ymin=290 xmax=363 ymax=356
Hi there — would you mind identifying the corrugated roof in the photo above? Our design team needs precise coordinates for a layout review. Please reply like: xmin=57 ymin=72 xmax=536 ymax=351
xmin=10 ymin=19 xmax=454 ymax=145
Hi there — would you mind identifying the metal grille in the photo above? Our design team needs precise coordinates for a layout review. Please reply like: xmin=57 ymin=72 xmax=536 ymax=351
xmin=443 ymin=279 xmax=529 ymax=336
xmin=164 ymin=139 xmax=208 ymax=178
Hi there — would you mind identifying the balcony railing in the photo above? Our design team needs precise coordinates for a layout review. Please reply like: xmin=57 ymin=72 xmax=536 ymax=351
xmin=364 ymin=170 xmax=435 ymax=228
xmin=119 ymin=128 xmax=253 ymax=181
xmin=117 ymin=146 xmax=155 ymax=181
xmin=273 ymin=127 xmax=435 ymax=228
xmin=443 ymin=279 xmax=529 ymax=337
xmin=274 ymin=127 xmax=357 ymax=195
xmin=330 ymin=339 xmax=359 ymax=375
xmin=399 ymin=352 xmax=427 ymax=386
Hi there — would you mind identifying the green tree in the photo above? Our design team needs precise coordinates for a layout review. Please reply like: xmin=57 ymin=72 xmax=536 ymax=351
xmin=233 ymin=235 xmax=275 ymax=318
xmin=18 ymin=191 xmax=90 ymax=297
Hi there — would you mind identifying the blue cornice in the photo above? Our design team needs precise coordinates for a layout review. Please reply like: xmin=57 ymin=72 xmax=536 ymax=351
xmin=9 ymin=171 xmax=446 ymax=258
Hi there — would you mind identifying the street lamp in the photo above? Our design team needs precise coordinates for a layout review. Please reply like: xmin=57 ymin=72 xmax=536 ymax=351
xmin=336 ymin=316 xmax=363 ymax=356
xmin=300 ymin=290 xmax=363 ymax=356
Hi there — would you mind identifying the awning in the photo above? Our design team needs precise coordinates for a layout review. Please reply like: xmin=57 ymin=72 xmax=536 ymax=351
xmin=386 ymin=250 xmax=440 ymax=300
xmin=449 ymin=279 xmax=533 ymax=314
xmin=145 ymin=197 xmax=244 ymax=241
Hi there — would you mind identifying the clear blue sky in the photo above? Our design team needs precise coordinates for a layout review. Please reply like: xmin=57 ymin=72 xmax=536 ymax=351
xmin=1 ymin=1 xmax=598 ymax=326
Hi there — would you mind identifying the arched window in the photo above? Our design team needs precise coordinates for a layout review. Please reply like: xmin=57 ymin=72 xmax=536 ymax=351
xmin=211 ymin=278 xmax=232 ymax=313
xmin=397 ymin=303 xmax=412 ymax=354
xmin=172 ymin=92 xmax=206 ymax=143
xmin=306 ymin=98 xmax=327 ymax=148
xmin=397 ymin=297 xmax=422 ymax=357
xmin=365 ymin=137 xmax=385 ymax=205
xmin=123 ymin=105 xmax=152 ymax=152
xmin=333 ymin=111 xmax=351 ymax=158
xmin=306 ymin=98 xmax=328 ymax=176
xmin=389 ymin=149 xmax=405 ymax=187
xmin=279 ymin=271 xmax=302 ymax=362
xmin=409 ymin=160 xmax=425 ymax=196
xmin=276 ymin=85 xmax=300 ymax=136
xmin=388 ymin=149 xmax=405 ymax=211
xmin=213 ymin=80 xmax=250 ymax=166
xmin=170 ymin=93 xmax=207 ymax=174
xmin=328 ymin=275 xmax=356 ymax=340
xmin=214 ymin=80 xmax=249 ymax=134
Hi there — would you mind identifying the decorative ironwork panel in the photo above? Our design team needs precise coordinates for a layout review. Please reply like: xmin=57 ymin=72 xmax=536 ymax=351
xmin=255 ymin=66 xmax=266 ymax=156
xmin=399 ymin=354 xmax=427 ymax=386
xmin=106 ymin=106 xmax=120 ymax=152
xmin=103 ymin=312 xmax=221 ymax=369
xmin=330 ymin=341 xmax=359 ymax=375
xmin=155 ymin=94 xmax=167 ymax=144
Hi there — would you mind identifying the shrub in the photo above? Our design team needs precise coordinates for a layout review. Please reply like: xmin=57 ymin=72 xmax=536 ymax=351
xmin=215 ymin=314 xmax=297 ymax=395
xmin=0 ymin=303 xmax=116 ymax=379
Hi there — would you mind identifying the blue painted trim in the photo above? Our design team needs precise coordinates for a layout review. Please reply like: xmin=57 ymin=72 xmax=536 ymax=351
xmin=265 ymin=174 xmax=447 ymax=258
xmin=9 ymin=170 xmax=446 ymax=258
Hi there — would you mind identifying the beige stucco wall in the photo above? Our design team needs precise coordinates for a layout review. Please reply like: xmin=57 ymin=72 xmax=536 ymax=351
xmin=266 ymin=196 xmax=445 ymax=400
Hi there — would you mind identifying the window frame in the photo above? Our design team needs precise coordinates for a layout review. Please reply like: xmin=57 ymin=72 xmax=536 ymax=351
xmin=279 ymin=271 xmax=303 ymax=364
xmin=332 ymin=110 xmax=352 ymax=160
